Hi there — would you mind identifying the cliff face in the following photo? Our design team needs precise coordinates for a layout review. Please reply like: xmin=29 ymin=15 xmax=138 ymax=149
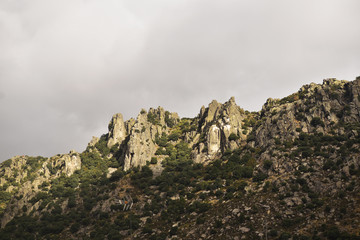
xmin=1 ymin=77 xmax=360 ymax=239
xmin=192 ymin=97 xmax=247 ymax=163
xmin=106 ymin=107 xmax=179 ymax=171
xmin=107 ymin=113 xmax=127 ymax=148
xmin=104 ymin=96 xmax=247 ymax=170
xmin=102 ymin=77 xmax=360 ymax=174
xmin=254 ymin=78 xmax=360 ymax=148
xmin=104 ymin=77 xmax=360 ymax=173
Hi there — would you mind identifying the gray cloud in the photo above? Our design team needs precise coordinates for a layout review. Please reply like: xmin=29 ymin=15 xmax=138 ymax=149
xmin=1 ymin=0 xmax=360 ymax=161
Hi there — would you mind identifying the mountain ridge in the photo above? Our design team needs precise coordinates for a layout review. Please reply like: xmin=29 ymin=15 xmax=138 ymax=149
xmin=1 ymin=77 xmax=360 ymax=239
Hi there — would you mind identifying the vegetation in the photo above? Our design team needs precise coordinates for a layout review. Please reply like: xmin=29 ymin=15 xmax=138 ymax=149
xmin=228 ymin=133 xmax=240 ymax=141
xmin=1 ymin=79 xmax=360 ymax=239
xmin=147 ymin=112 xmax=160 ymax=125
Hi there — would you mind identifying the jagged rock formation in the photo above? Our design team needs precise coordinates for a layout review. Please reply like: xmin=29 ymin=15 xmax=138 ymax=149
xmin=1 ymin=76 xmax=360 ymax=240
xmin=46 ymin=151 xmax=81 ymax=177
xmin=0 ymin=151 xmax=81 ymax=227
xmin=105 ymin=107 xmax=179 ymax=171
xmin=254 ymin=78 xmax=360 ymax=148
xmin=191 ymin=97 xmax=247 ymax=163
xmin=107 ymin=113 xmax=127 ymax=148
xmin=103 ymin=97 xmax=246 ymax=169
xmin=122 ymin=110 xmax=158 ymax=171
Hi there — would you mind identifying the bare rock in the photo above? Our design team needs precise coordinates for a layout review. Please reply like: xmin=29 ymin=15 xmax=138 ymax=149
xmin=88 ymin=136 xmax=99 ymax=147
xmin=107 ymin=113 xmax=127 ymax=148
xmin=239 ymin=227 xmax=250 ymax=233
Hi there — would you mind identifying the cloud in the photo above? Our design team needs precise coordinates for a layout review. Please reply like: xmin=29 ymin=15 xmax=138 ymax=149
xmin=0 ymin=0 xmax=360 ymax=161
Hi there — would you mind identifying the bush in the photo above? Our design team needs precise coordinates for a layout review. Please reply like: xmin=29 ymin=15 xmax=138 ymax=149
xmin=29 ymin=191 xmax=48 ymax=204
xmin=233 ymin=166 xmax=253 ymax=179
xmin=95 ymin=135 xmax=110 ymax=156
xmin=147 ymin=112 xmax=159 ymax=125
xmin=229 ymin=154 xmax=241 ymax=163
xmin=70 ymin=222 xmax=80 ymax=233
xmin=168 ymin=131 xmax=181 ymax=141
xmin=165 ymin=111 xmax=176 ymax=127
xmin=247 ymin=134 xmax=255 ymax=142
xmin=109 ymin=169 xmax=124 ymax=182
xmin=253 ymin=171 xmax=268 ymax=182
xmin=1 ymin=159 xmax=12 ymax=168
xmin=155 ymin=133 xmax=168 ymax=147
xmin=169 ymin=226 xmax=178 ymax=236
xmin=0 ymin=191 xmax=11 ymax=202
xmin=228 ymin=133 xmax=240 ymax=141
xmin=150 ymin=157 xmax=158 ymax=164
xmin=263 ymin=160 xmax=273 ymax=170
xmin=188 ymin=201 xmax=211 ymax=213
xmin=310 ymin=117 xmax=324 ymax=127
xmin=279 ymin=232 xmax=292 ymax=240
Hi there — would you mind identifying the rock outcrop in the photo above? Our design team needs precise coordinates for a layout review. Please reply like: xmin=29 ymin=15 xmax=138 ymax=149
xmin=0 ymin=151 xmax=81 ymax=227
xmin=105 ymin=107 xmax=179 ymax=171
xmin=192 ymin=97 xmax=247 ymax=163
xmin=46 ymin=151 xmax=81 ymax=177
xmin=1 ymin=77 xmax=360 ymax=239
xmin=254 ymin=78 xmax=360 ymax=148
xmin=123 ymin=111 xmax=158 ymax=171
xmin=107 ymin=113 xmax=127 ymax=148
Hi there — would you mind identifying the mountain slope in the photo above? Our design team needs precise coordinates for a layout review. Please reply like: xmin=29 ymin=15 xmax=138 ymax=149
xmin=1 ymin=77 xmax=360 ymax=239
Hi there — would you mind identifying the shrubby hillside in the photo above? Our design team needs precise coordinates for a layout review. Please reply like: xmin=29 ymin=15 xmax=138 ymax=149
xmin=1 ymin=77 xmax=360 ymax=239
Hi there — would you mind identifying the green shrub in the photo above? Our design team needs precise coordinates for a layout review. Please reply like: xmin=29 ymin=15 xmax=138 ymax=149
xmin=247 ymin=134 xmax=255 ymax=142
xmin=168 ymin=131 xmax=181 ymax=141
xmin=253 ymin=171 xmax=268 ymax=182
xmin=310 ymin=117 xmax=324 ymax=127
xmin=109 ymin=169 xmax=124 ymax=182
xmin=0 ymin=191 xmax=11 ymax=202
xmin=95 ymin=135 xmax=110 ymax=156
xmin=279 ymin=232 xmax=292 ymax=240
xmin=150 ymin=157 xmax=158 ymax=164
xmin=165 ymin=111 xmax=175 ymax=127
xmin=26 ymin=156 xmax=46 ymax=170
xmin=155 ymin=148 xmax=167 ymax=155
xmin=228 ymin=133 xmax=240 ymax=141
xmin=188 ymin=201 xmax=211 ymax=213
xmin=263 ymin=160 xmax=273 ymax=170
xmin=1 ymin=159 xmax=12 ymax=168
xmin=29 ymin=191 xmax=48 ymax=204
xmin=147 ymin=112 xmax=159 ymax=125
xmin=155 ymin=133 xmax=168 ymax=147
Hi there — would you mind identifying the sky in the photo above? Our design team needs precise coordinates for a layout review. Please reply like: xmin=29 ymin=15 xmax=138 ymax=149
xmin=1 ymin=0 xmax=360 ymax=161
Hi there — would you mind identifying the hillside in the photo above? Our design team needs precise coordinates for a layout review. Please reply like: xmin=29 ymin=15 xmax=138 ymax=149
xmin=1 ymin=77 xmax=360 ymax=239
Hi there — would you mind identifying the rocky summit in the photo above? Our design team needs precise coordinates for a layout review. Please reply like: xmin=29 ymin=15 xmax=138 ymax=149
xmin=1 ymin=77 xmax=360 ymax=239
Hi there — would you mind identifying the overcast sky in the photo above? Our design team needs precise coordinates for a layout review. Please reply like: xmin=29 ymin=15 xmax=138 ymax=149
xmin=1 ymin=0 xmax=360 ymax=161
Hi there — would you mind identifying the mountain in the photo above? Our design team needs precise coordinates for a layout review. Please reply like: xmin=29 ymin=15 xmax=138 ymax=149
xmin=1 ymin=77 xmax=360 ymax=239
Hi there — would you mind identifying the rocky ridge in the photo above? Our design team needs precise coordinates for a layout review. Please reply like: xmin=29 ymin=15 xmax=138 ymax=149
xmin=0 ymin=152 xmax=81 ymax=227
xmin=0 ymin=77 xmax=360 ymax=239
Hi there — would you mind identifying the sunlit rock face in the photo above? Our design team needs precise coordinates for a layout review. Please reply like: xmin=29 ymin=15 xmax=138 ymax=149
xmin=193 ymin=97 xmax=247 ymax=163
xmin=119 ymin=107 xmax=179 ymax=171
xmin=2 ymin=77 xmax=360 ymax=238
xmin=254 ymin=78 xmax=360 ymax=148
xmin=107 ymin=113 xmax=127 ymax=148
xmin=207 ymin=125 xmax=221 ymax=155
